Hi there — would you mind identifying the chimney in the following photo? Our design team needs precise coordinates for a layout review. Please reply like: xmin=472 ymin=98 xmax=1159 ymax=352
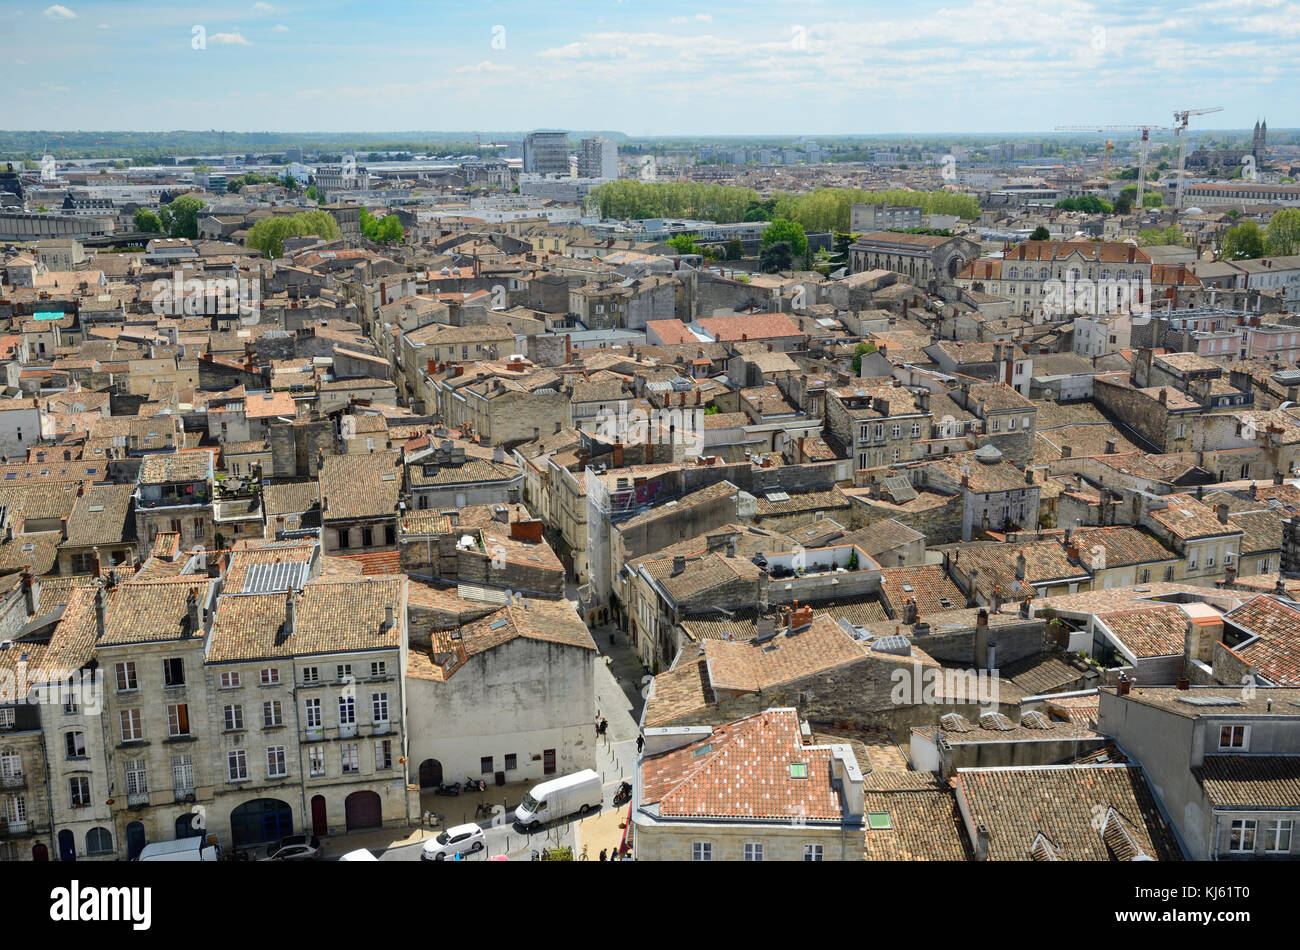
xmin=187 ymin=588 xmax=201 ymax=636
xmin=493 ymin=445 xmax=505 ymax=464
xmin=966 ymin=568 xmax=979 ymax=607
xmin=672 ymin=555 xmax=686 ymax=576
xmin=94 ymin=583 xmax=107 ymax=640
xmin=1158 ymin=388 xmax=1168 ymax=405
xmin=1060 ymin=444 xmax=1072 ymax=459
xmin=975 ymin=824 xmax=990 ymax=862
xmin=1015 ymin=551 xmax=1026 ymax=581
xmin=1216 ymin=503 xmax=1229 ymax=525
xmin=790 ymin=602 xmax=814 ymax=629
xmin=384 ymin=605 xmax=395 ymax=632
xmin=21 ymin=570 xmax=35 ymax=617
xmin=974 ymin=608 xmax=992 ymax=668
xmin=1116 ymin=672 xmax=1131 ymax=696
xmin=1104 ymin=438 xmax=1117 ymax=455
xmin=902 ymin=598 xmax=918 ymax=625
xmin=91 ymin=547 xmax=102 ymax=578
xmin=285 ymin=592 xmax=296 ymax=637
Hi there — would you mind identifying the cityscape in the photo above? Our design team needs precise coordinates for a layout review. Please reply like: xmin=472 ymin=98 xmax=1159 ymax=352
xmin=0 ymin=2 xmax=1294 ymax=915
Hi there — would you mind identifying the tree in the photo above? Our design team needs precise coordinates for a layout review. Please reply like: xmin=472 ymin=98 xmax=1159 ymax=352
xmin=850 ymin=341 xmax=878 ymax=373
xmin=166 ymin=195 xmax=205 ymax=239
xmin=1221 ymin=221 xmax=1265 ymax=261
xmin=1029 ymin=226 xmax=1051 ymax=241
xmin=1143 ymin=192 xmax=1163 ymax=208
xmin=725 ymin=238 xmax=744 ymax=260
xmin=759 ymin=241 xmax=794 ymax=273
xmin=1266 ymin=209 xmax=1300 ymax=256
xmin=1138 ymin=225 xmax=1185 ymax=247
xmin=133 ymin=208 xmax=163 ymax=233
xmin=762 ymin=218 xmax=808 ymax=256
xmin=1054 ymin=195 xmax=1113 ymax=214
xmin=247 ymin=210 xmax=341 ymax=258
xmin=665 ymin=233 xmax=702 ymax=256
xmin=359 ymin=208 xmax=404 ymax=245
xmin=157 ymin=205 xmax=173 ymax=234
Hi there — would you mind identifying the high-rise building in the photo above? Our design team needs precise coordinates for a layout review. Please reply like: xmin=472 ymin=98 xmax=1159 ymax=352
xmin=523 ymin=131 xmax=571 ymax=177
xmin=578 ymin=136 xmax=618 ymax=179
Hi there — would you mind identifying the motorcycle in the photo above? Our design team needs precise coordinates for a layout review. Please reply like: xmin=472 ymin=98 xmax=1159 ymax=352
xmin=464 ymin=776 xmax=487 ymax=792
xmin=613 ymin=781 xmax=633 ymax=806
xmin=434 ymin=781 xmax=461 ymax=796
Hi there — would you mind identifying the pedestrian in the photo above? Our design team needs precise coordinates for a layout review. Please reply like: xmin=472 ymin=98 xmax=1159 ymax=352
xmin=599 ymin=717 xmax=608 ymax=736
xmin=599 ymin=849 xmax=607 ymax=862
xmin=636 ymin=734 xmax=644 ymax=754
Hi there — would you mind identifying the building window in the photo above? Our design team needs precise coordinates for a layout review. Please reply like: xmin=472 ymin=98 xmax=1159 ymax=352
xmin=1265 ymin=819 xmax=1293 ymax=853
xmin=266 ymin=747 xmax=287 ymax=779
xmin=911 ymin=423 xmax=920 ymax=438
xmin=124 ymin=760 xmax=147 ymax=797
xmin=744 ymin=842 xmax=764 ymax=861
xmin=480 ymin=756 xmax=493 ymax=774
xmin=337 ymin=529 xmax=350 ymax=550
xmin=263 ymin=701 xmax=283 ymax=728
xmin=259 ymin=667 xmax=279 ymax=686
xmin=362 ymin=527 xmax=373 ymax=548
xmin=803 ymin=843 xmax=824 ymax=862
xmin=172 ymin=755 xmax=194 ymax=793
xmin=371 ymin=693 xmax=389 ymax=723
xmin=504 ymin=754 xmax=517 ymax=771
xmin=220 ymin=671 xmax=241 ymax=689
xmin=384 ymin=525 xmax=396 ymax=546
xmin=70 ymin=776 xmax=92 ymax=808
xmin=1219 ymin=724 xmax=1249 ymax=751
xmin=370 ymin=661 xmax=387 ymax=678
xmin=162 ymin=658 xmax=185 ymax=688
xmin=227 ymin=749 xmax=248 ymax=781
xmin=64 ymin=731 xmax=86 ymax=758
xmin=86 ymin=827 xmax=113 ymax=855
xmin=1140 ymin=569 xmax=1150 ymax=584
xmin=991 ymin=419 xmax=1000 ymax=432
xmin=1229 ymin=819 xmax=1256 ymax=852
xmin=336 ymin=664 xmax=352 ymax=683
xmin=692 ymin=842 xmax=712 ymax=861
xmin=304 ymin=698 xmax=321 ymax=729
xmin=308 ymin=745 xmax=325 ymax=777
xmin=341 ymin=743 xmax=359 ymax=774
xmin=224 ymin=705 xmax=244 ymax=731
xmin=302 ymin=666 xmax=319 ymax=684
xmin=1165 ymin=565 xmax=1175 ymax=581
xmin=339 ymin=696 xmax=356 ymax=726
xmin=166 ymin=704 xmax=190 ymax=737
xmin=119 ymin=709 xmax=143 ymax=742
xmin=115 ymin=662 xmax=137 ymax=692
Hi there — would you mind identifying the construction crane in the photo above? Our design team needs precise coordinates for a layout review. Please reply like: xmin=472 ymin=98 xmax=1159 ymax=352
xmin=1173 ymin=106 xmax=1224 ymax=210
xmin=1055 ymin=124 xmax=1172 ymax=210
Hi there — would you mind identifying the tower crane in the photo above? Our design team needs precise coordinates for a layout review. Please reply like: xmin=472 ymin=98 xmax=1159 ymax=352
xmin=1055 ymin=124 xmax=1172 ymax=211
xmin=1172 ymin=107 xmax=1223 ymax=211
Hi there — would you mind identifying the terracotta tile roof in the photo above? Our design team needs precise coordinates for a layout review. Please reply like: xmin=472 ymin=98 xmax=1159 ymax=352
xmin=1227 ymin=508 xmax=1283 ymax=555
xmin=1194 ymin=756 xmax=1300 ymax=809
xmin=138 ymin=450 xmax=213 ymax=485
xmin=1098 ymin=605 xmax=1189 ymax=659
xmin=703 ymin=614 xmax=870 ymax=693
xmin=206 ymin=576 xmax=406 ymax=662
xmin=640 ymin=708 xmax=846 ymax=822
xmin=319 ymin=451 xmax=403 ymax=521
xmin=1002 ymin=241 xmax=1152 ymax=265
xmin=1149 ymin=493 xmax=1242 ymax=541
xmin=1001 ymin=652 xmax=1100 ymax=695
xmin=957 ymin=764 xmax=1182 ymax=861
xmin=61 ymin=483 xmax=136 ymax=548
xmin=879 ymin=565 xmax=966 ymax=617
xmin=99 ymin=579 xmax=214 ymax=647
xmin=336 ymin=550 xmax=402 ymax=575
xmin=697 ymin=312 xmax=802 ymax=342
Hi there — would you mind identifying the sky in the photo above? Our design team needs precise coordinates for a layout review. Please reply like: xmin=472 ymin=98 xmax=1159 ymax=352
xmin=1 ymin=0 xmax=1296 ymax=135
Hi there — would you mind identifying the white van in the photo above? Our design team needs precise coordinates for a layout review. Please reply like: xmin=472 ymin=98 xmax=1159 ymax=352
xmin=514 ymin=769 xmax=603 ymax=829
xmin=339 ymin=848 xmax=379 ymax=862
xmin=137 ymin=836 xmax=222 ymax=862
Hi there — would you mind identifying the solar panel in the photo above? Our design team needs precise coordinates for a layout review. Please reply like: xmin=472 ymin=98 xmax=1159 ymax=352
xmin=883 ymin=475 xmax=917 ymax=503
xmin=1176 ymin=695 xmax=1242 ymax=706
xmin=764 ymin=489 xmax=790 ymax=503
xmin=871 ymin=634 xmax=911 ymax=656
xmin=242 ymin=561 xmax=309 ymax=594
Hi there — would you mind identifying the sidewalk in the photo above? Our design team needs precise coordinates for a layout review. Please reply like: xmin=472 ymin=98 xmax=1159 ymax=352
xmin=574 ymin=801 xmax=632 ymax=859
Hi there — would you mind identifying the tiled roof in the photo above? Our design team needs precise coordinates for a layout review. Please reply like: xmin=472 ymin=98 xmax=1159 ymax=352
xmin=641 ymin=708 xmax=846 ymax=822
xmin=319 ymin=451 xmax=403 ymax=521
xmin=61 ymin=483 xmax=136 ymax=548
xmin=956 ymin=764 xmax=1182 ymax=861
xmin=99 ymin=579 xmax=214 ymax=647
xmin=1098 ymin=605 xmax=1188 ymax=659
xmin=703 ymin=614 xmax=870 ymax=693
xmin=1148 ymin=493 xmax=1241 ymax=541
xmin=138 ymin=450 xmax=213 ymax=485
xmin=879 ymin=565 xmax=966 ymax=617
xmin=1194 ymin=756 xmax=1300 ymax=809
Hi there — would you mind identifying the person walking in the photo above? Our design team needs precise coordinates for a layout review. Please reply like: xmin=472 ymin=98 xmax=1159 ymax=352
xmin=599 ymin=849 xmax=608 ymax=862
xmin=636 ymin=734 xmax=644 ymax=755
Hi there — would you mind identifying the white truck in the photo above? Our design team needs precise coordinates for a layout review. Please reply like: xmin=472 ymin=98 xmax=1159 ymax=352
xmin=514 ymin=769 xmax=604 ymax=829
xmin=136 ymin=836 xmax=222 ymax=862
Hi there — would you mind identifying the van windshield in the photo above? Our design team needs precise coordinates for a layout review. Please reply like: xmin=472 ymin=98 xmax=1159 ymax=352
xmin=521 ymin=794 xmax=540 ymax=812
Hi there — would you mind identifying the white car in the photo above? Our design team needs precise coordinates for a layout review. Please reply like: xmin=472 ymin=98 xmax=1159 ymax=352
xmin=422 ymin=823 xmax=486 ymax=861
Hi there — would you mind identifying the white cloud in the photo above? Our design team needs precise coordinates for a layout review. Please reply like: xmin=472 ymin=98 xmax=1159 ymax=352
xmin=43 ymin=5 xmax=77 ymax=19
xmin=98 ymin=23 xmax=108 ymax=29
xmin=272 ymin=24 xmax=289 ymax=32
xmin=253 ymin=2 xmax=274 ymax=11
xmin=210 ymin=32 xmax=252 ymax=45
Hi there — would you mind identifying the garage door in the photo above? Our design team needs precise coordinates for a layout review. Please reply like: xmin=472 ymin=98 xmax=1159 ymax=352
xmin=344 ymin=791 xmax=382 ymax=831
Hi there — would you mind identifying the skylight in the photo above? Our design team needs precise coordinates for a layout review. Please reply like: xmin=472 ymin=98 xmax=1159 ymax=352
xmin=868 ymin=813 xmax=893 ymax=830
xmin=789 ymin=762 xmax=808 ymax=778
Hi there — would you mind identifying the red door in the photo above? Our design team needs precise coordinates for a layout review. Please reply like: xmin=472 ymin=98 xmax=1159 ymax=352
xmin=344 ymin=791 xmax=382 ymax=831
xmin=311 ymin=795 xmax=328 ymax=837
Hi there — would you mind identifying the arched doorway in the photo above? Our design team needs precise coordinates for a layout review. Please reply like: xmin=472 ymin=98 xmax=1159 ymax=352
xmin=175 ymin=811 xmax=203 ymax=839
xmin=418 ymin=758 xmax=442 ymax=788
xmin=126 ymin=822 xmax=146 ymax=860
xmin=344 ymin=791 xmax=382 ymax=831
xmin=230 ymin=798 xmax=293 ymax=848
xmin=57 ymin=829 xmax=76 ymax=861
xmin=32 ymin=842 xmax=49 ymax=861
xmin=86 ymin=827 xmax=112 ymax=857
xmin=311 ymin=795 xmax=328 ymax=837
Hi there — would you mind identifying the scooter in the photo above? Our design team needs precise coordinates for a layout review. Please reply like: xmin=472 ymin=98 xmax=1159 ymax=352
xmin=434 ymin=781 xmax=461 ymax=796
xmin=613 ymin=781 xmax=633 ymax=806
xmin=464 ymin=776 xmax=487 ymax=792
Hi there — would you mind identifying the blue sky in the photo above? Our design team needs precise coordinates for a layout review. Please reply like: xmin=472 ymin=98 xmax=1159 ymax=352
xmin=1 ymin=0 xmax=1295 ymax=134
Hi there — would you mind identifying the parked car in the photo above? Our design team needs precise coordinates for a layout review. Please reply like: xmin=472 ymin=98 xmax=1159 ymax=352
xmin=136 ymin=836 xmax=222 ymax=862
xmin=421 ymin=823 xmax=485 ymax=861
xmin=264 ymin=834 xmax=321 ymax=861
xmin=339 ymin=848 xmax=379 ymax=862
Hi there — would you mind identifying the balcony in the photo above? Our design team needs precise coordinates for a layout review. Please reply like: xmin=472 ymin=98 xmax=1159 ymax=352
xmin=338 ymin=722 xmax=358 ymax=739
xmin=127 ymin=791 xmax=149 ymax=808
xmin=0 ymin=819 xmax=31 ymax=838
xmin=370 ymin=721 xmax=391 ymax=736
xmin=304 ymin=726 xmax=324 ymax=741
xmin=174 ymin=787 xmax=196 ymax=803
xmin=1 ymin=773 xmax=24 ymax=789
